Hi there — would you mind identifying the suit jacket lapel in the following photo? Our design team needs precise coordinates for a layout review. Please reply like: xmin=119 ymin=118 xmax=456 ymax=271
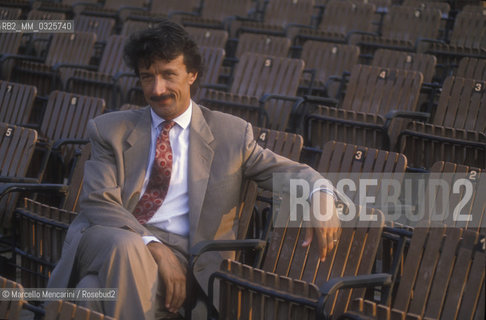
xmin=188 ymin=103 xmax=214 ymax=245
xmin=123 ymin=106 xmax=152 ymax=211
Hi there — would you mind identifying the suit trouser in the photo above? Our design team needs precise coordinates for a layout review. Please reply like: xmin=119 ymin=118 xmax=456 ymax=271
xmin=73 ymin=224 xmax=189 ymax=320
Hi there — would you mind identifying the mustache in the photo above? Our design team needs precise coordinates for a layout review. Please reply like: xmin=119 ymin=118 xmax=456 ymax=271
xmin=150 ymin=94 xmax=174 ymax=102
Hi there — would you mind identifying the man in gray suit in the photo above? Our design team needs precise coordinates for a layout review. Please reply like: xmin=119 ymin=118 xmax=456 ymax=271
xmin=48 ymin=20 xmax=340 ymax=319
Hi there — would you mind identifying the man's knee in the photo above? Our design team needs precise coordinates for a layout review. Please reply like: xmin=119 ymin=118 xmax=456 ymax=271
xmin=76 ymin=225 xmax=152 ymax=273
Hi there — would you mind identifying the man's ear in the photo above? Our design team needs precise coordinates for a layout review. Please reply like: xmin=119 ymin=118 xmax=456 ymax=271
xmin=188 ymin=72 xmax=198 ymax=85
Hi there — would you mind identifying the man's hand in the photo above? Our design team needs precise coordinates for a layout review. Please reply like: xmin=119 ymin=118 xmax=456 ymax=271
xmin=302 ymin=192 xmax=341 ymax=261
xmin=147 ymin=241 xmax=186 ymax=313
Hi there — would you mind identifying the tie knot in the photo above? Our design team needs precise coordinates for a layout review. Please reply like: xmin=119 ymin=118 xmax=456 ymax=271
xmin=162 ymin=120 xmax=176 ymax=130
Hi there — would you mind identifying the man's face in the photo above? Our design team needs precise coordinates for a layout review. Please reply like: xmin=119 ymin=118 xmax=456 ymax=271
xmin=138 ymin=54 xmax=197 ymax=120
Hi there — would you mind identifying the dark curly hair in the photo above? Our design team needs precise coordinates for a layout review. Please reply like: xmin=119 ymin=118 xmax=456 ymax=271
xmin=123 ymin=20 xmax=204 ymax=91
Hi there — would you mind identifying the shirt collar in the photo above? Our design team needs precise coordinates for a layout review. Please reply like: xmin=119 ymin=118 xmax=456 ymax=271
xmin=150 ymin=100 xmax=193 ymax=130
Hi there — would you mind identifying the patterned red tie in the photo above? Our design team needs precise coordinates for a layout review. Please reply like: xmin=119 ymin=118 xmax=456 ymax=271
xmin=133 ymin=120 xmax=176 ymax=224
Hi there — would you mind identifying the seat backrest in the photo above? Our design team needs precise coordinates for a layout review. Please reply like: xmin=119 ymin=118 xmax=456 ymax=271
xmin=0 ymin=32 xmax=22 ymax=55
xmin=98 ymin=35 xmax=130 ymax=75
xmin=456 ymin=57 xmax=486 ymax=80
xmin=39 ymin=91 xmax=103 ymax=172
xmin=185 ymin=27 xmax=228 ymax=48
xmin=402 ymin=0 xmax=450 ymax=18
xmin=428 ymin=161 xmax=485 ymax=233
xmin=449 ymin=11 xmax=486 ymax=49
xmin=253 ymin=126 xmax=303 ymax=161
xmin=235 ymin=33 xmax=291 ymax=59
xmin=44 ymin=32 xmax=97 ymax=67
xmin=230 ymin=52 xmax=304 ymax=97
xmin=103 ymin=0 xmax=145 ymax=11
xmin=319 ymin=1 xmax=375 ymax=35
xmin=150 ymin=0 xmax=200 ymax=14
xmin=342 ymin=64 xmax=423 ymax=115
xmin=63 ymin=143 xmax=91 ymax=212
xmin=263 ymin=203 xmax=385 ymax=317
xmin=0 ymin=81 xmax=37 ymax=125
xmin=0 ymin=6 xmax=21 ymax=19
xmin=0 ymin=123 xmax=38 ymax=228
xmin=74 ymin=15 xmax=116 ymax=44
xmin=264 ymin=0 xmax=316 ymax=27
xmin=218 ymin=259 xmax=320 ymax=320
xmin=372 ymin=49 xmax=437 ymax=83
xmin=301 ymin=41 xmax=360 ymax=83
xmin=200 ymin=0 xmax=253 ymax=20
xmin=433 ymin=76 xmax=486 ymax=132
xmin=16 ymin=198 xmax=78 ymax=287
xmin=317 ymin=140 xmax=407 ymax=208
xmin=381 ymin=6 xmax=441 ymax=42
xmin=27 ymin=9 xmax=66 ymax=20
xmin=120 ymin=20 xmax=158 ymax=37
xmin=40 ymin=91 xmax=105 ymax=143
xmin=0 ymin=276 xmax=24 ymax=320
xmin=0 ymin=123 xmax=38 ymax=180
xmin=391 ymin=227 xmax=484 ymax=320
xmin=45 ymin=300 xmax=115 ymax=319
xmin=199 ymin=46 xmax=225 ymax=85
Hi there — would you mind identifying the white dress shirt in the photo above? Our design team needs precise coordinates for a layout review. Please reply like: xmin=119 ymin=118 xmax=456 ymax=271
xmin=142 ymin=102 xmax=192 ymax=244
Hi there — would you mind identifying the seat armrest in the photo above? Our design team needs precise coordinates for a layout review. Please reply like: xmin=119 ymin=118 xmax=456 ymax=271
xmin=189 ymin=239 xmax=266 ymax=267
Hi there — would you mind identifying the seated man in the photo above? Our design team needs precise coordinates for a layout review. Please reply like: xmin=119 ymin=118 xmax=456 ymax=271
xmin=48 ymin=20 xmax=340 ymax=319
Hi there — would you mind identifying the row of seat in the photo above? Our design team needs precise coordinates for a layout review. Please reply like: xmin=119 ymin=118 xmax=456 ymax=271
xmin=1 ymin=127 xmax=484 ymax=318
xmin=1 ymin=51 xmax=484 ymax=168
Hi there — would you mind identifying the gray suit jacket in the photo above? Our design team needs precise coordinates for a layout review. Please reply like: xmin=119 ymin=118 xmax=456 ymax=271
xmin=48 ymin=103 xmax=322 ymax=294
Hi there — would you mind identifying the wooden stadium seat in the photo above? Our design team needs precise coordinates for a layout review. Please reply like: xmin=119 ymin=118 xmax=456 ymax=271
xmin=295 ymin=1 xmax=376 ymax=45
xmin=216 ymin=259 xmax=321 ymax=320
xmin=0 ymin=81 xmax=37 ymax=126
xmin=343 ymin=226 xmax=485 ymax=320
xmin=150 ymin=0 xmax=200 ymax=16
xmin=316 ymin=140 xmax=407 ymax=204
xmin=7 ymin=32 xmax=97 ymax=97
xmin=45 ymin=300 xmax=115 ymax=320
xmin=33 ymin=91 xmax=104 ymax=182
xmin=428 ymin=161 xmax=485 ymax=233
xmin=120 ymin=19 xmax=159 ymax=37
xmin=14 ymin=199 xmax=78 ymax=288
xmin=200 ymin=52 xmax=305 ymax=131
xmin=299 ymin=41 xmax=360 ymax=98
xmin=402 ymin=0 xmax=451 ymax=21
xmin=80 ymin=0 xmax=147 ymax=22
xmin=456 ymin=57 xmax=486 ymax=80
xmin=0 ymin=276 xmax=24 ymax=320
xmin=210 ymin=206 xmax=385 ymax=319
xmin=421 ymin=11 xmax=486 ymax=80
xmin=398 ymin=76 xmax=486 ymax=170
xmin=250 ymin=127 xmax=304 ymax=239
xmin=63 ymin=35 xmax=135 ymax=110
xmin=253 ymin=127 xmax=303 ymax=162
xmin=0 ymin=123 xmax=38 ymax=232
xmin=234 ymin=33 xmax=291 ymax=59
xmin=371 ymin=49 xmax=437 ymax=113
xmin=31 ymin=0 xmax=99 ymax=16
xmin=1 ymin=144 xmax=89 ymax=288
xmin=220 ymin=33 xmax=291 ymax=87
xmin=181 ymin=0 xmax=255 ymax=30
xmin=303 ymin=64 xmax=423 ymax=157
xmin=0 ymin=5 xmax=21 ymax=19
xmin=185 ymin=27 xmax=229 ymax=49
xmin=0 ymin=32 xmax=25 ymax=80
xmin=24 ymin=9 xmax=68 ymax=58
xmin=357 ymin=6 xmax=442 ymax=58
xmin=74 ymin=15 xmax=116 ymax=46
xmin=371 ymin=49 xmax=437 ymax=83
xmin=235 ymin=0 xmax=316 ymax=37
